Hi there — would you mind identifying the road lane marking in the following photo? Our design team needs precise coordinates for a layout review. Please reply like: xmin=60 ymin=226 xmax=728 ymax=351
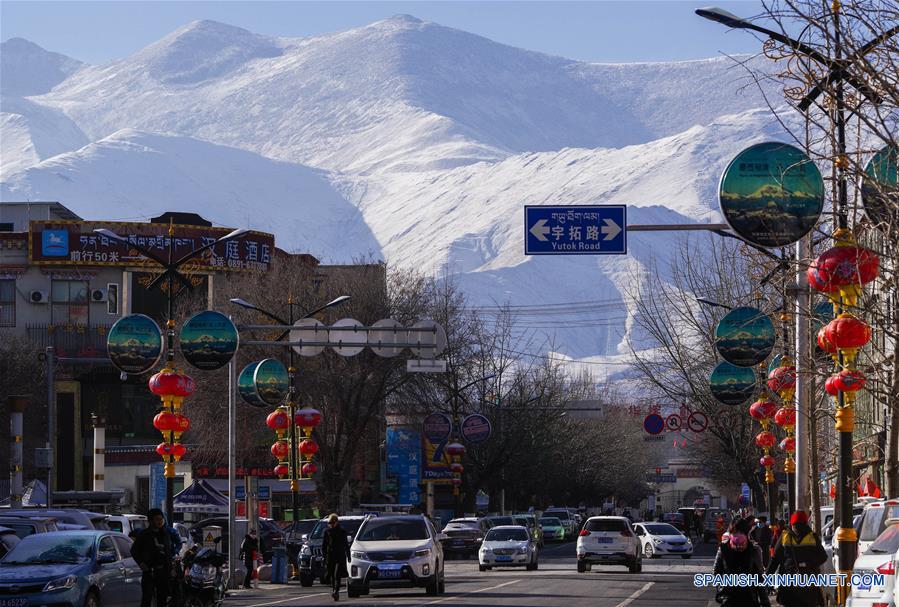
xmin=613 ymin=581 xmax=654 ymax=607
xmin=245 ymin=592 xmax=330 ymax=606
xmin=422 ymin=579 xmax=521 ymax=605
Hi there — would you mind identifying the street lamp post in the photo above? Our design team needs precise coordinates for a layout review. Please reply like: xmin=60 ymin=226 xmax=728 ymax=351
xmin=96 ymin=224 xmax=247 ymax=520
xmin=230 ymin=295 xmax=350 ymax=524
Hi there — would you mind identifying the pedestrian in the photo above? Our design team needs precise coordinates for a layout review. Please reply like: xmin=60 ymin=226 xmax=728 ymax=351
xmin=733 ymin=518 xmax=771 ymax=607
xmin=239 ymin=529 xmax=259 ymax=589
xmin=766 ymin=511 xmax=828 ymax=607
xmin=322 ymin=513 xmax=351 ymax=601
xmin=713 ymin=531 xmax=763 ymax=606
xmin=750 ymin=516 xmax=773 ymax=568
xmin=131 ymin=508 xmax=176 ymax=607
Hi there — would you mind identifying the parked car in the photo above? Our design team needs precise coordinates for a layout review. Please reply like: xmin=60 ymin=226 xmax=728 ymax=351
xmin=191 ymin=517 xmax=283 ymax=562
xmin=0 ymin=526 xmax=21 ymax=558
xmin=0 ymin=530 xmax=142 ymax=607
xmin=481 ymin=515 xmax=514 ymax=529
xmin=3 ymin=509 xmax=108 ymax=531
xmin=298 ymin=515 xmax=368 ymax=586
xmin=702 ymin=508 xmax=732 ymax=543
xmin=285 ymin=518 xmax=320 ymax=569
xmin=0 ymin=515 xmax=60 ymax=538
xmin=543 ymin=508 xmax=577 ymax=537
xmin=539 ymin=516 xmax=566 ymax=542
xmin=661 ymin=513 xmax=686 ymax=532
xmin=347 ymin=515 xmax=446 ymax=598
xmin=105 ymin=514 xmax=147 ymax=536
xmin=846 ymin=518 xmax=899 ymax=607
xmin=440 ymin=518 xmax=485 ymax=558
xmin=856 ymin=499 xmax=899 ymax=555
xmin=512 ymin=514 xmax=544 ymax=548
xmin=576 ymin=516 xmax=642 ymax=573
xmin=478 ymin=525 xmax=539 ymax=571
xmin=634 ymin=522 xmax=693 ymax=559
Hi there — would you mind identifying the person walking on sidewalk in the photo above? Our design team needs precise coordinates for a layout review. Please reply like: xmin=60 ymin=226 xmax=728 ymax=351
xmin=322 ymin=514 xmax=351 ymax=601
xmin=766 ymin=511 xmax=828 ymax=607
xmin=240 ymin=529 xmax=259 ymax=589
xmin=131 ymin=508 xmax=176 ymax=607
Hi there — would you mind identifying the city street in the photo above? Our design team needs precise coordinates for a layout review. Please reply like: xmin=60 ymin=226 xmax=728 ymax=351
xmin=225 ymin=541 xmax=717 ymax=607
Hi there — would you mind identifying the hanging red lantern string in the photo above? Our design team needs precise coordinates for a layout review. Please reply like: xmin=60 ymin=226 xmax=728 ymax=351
xmin=148 ymin=369 xmax=193 ymax=476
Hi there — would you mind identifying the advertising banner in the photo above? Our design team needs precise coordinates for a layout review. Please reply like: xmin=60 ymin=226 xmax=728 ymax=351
xmin=107 ymin=314 xmax=163 ymax=374
xmin=714 ymin=306 xmax=775 ymax=367
xmin=386 ymin=426 xmax=421 ymax=504
xmin=709 ymin=361 xmax=757 ymax=406
xmin=179 ymin=310 xmax=239 ymax=371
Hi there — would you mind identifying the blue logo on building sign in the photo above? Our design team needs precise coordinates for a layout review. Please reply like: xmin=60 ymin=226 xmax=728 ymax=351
xmin=42 ymin=230 xmax=69 ymax=257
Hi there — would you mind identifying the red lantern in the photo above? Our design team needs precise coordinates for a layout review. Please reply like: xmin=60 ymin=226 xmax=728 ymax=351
xmin=274 ymin=463 xmax=289 ymax=477
xmin=824 ymin=314 xmax=872 ymax=351
xmin=445 ymin=442 xmax=466 ymax=457
xmin=156 ymin=442 xmax=174 ymax=457
xmin=759 ymin=454 xmax=775 ymax=468
xmin=450 ymin=462 xmax=464 ymax=474
xmin=451 ymin=478 xmax=462 ymax=487
xmin=767 ymin=367 xmax=796 ymax=393
xmin=294 ymin=409 xmax=322 ymax=429
xmin=266 ymin=409 xmax=291 ymax=431
xmin=834 ymin=369 xmax=866 ymax=392
xmin=779 ymin=437 xmax=796 ymax=453
xmin=773 ymin=407 xmax=796 ymax=428
xmin=173 ymin=413 xmax=190 ymax=433
xmin=271 ymin=441 xmax=290 ymax=460
xmin=755 ymin=431 xmax=776 ymax=448
xmin=749 ymin=399 xmax=778 ymax=421
xmin=817 ymin=327 xmax=837 ymax=354
xmin=824 ymin=375 xmax=840 ymax=396
xmin=148 ymin=371 xmax=196 ymax=397
xmin=301 ymin=462 xmax=318 ymax=476
xmin=171 ymin=443 xmax=187 ymax=460
xmin=808 ymin=245 xmax=879 ymax=292
xmin=299 ymin=439 xmax=319 ymax=457
xmin=153 ymin=411 xmax=177 ymax=432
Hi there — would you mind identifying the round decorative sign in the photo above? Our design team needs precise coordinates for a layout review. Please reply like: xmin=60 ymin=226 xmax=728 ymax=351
xmin=715 ymin=306 xmax=776 ymax=367
xmin=719 ymin=142 xmax=824 ymax=247
xmin=862 ymin=145 xmax=898 ymax=229
xmin=709 ymin=361 xmax=757 ymax=406
xmin=238 ymin=361 xmax=266 ymax=408
xmin=179 ymin=310 xmax=239 ymax=371
xmin=460 ymin=414 xmax=492 ymax=444
xmin=107 ymin=314 xmax=164 ymax=374
xmin=643 ymin=414 xmax=664 ymax=436
xmin=254 ymin=358 xmax=289 ymax=406
xmin=422 ymin=412 xmax=452 ymax=444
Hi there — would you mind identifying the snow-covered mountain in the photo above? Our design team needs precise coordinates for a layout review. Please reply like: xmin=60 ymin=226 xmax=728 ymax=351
xmin=0 ymin=16 xmax=787 ymax=363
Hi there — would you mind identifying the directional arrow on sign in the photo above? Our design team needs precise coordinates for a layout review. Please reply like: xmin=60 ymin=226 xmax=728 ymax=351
xmin=529 ymin=219 xmax=550 ymax=242
xmin=601 ymin=218 xmax=621 ymax=241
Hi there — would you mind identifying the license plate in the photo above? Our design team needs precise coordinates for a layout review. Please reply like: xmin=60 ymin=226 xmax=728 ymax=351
xmin=857 ymin=580 xmax=871 ymax=591
xmin=496 ymin=555 xmax=512 ymax=562
xmin=452 ymin=540 xmax=465 ymax=545
xmin=669 ymin=546 xmax=685 ymax=551
xmin=597 ymin=537 xmax=613 ymax=543
xmin=379 ymin=567 xmax=403 ymax=579
xmin=0 ymin=600 xmax=28 ymax=607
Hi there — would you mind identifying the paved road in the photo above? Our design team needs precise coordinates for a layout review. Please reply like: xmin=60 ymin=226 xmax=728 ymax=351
xmin=225 ymin=540 xmax=719 ymax=607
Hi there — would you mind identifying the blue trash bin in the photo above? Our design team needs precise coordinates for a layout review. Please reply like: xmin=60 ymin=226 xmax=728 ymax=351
xmin=271 ymin=546 xmax=288 ymax=584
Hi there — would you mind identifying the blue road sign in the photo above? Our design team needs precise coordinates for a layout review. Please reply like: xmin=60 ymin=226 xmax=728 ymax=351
xmin=524 ymin=205 xmax=626 ymax=255
xmin=643 ymin=413 xmax=664 ymax=435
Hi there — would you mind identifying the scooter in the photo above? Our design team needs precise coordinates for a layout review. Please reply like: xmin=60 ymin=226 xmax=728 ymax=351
xmin=182 ymin=539 xmax=229 ymax=607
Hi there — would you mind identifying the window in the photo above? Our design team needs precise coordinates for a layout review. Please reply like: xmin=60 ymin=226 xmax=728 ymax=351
xmin=0 ymin=280 xmax=14 ymax=326
xmin=585 ymin=519 xmax=628 ymax=532
xmin=98 ymin=536 xmax=118 ymax=561
xmin=357 ymin=519 xmax=428 ymax=542
xmin=485 ymin=528 xmax=529 ymax=542
xmin=113 ymin=536 xmax=133 ymax=559
xmin=51 ymin=280 xmax=89 ymax=325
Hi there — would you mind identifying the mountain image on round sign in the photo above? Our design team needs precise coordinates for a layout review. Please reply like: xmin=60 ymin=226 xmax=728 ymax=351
xmin=714 ymin=306 xmax=775 ymax=367
xmin=237 ymin=361 xmax=266 ymax=408
xmin=709 ymin=361 xmax=757 ymax=406
xmin=254 ymin=358 xmax=289 ymax=406
xmin=460 ymin=414 xmax=492 ymax=443
xmin=862 ymin=145 xmax=898 ymax=229
xmin=179 ymin=310 xmax=239 ymax=371
xmin=719 ymin=142 xmax=824 ymax=248
xmin=107 ymin=314 xmax=163 ymax=374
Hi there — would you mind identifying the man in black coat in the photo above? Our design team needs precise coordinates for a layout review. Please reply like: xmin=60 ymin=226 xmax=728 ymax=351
xmin=239 ymin=530 xmax=259 ymax=589
xmin=131 ymin=508 xmax=175 ymax=607
xmin=750 ymin=516 xmax=773 ymax=567
xmin=322 ymin=514 xmax=351 ymax=601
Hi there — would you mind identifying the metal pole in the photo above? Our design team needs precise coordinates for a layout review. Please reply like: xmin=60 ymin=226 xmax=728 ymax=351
xmin=9 ymin=397 xmax=27 ymax=508
xmin=228 ymin=356 xmax=238 ymax=589
xmin=46 ymin=347 xmax=55 ymax=508
xmin=92 ymin=414 xmax=106 ymax=491
xmin=288 ymin=299 xmax=300 ymax=526
xmin=795 ymin=238 xmax=810 ymax=514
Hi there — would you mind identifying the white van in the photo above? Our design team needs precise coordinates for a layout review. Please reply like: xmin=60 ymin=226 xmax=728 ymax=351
xmin=106 ymin=514 xmax=148 ymax=535
xmin=857 ymin=499 xmax=899 ymax=555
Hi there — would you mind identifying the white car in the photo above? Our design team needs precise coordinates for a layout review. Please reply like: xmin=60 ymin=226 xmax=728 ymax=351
xmin=846 ymin=519 xmax=898 ymax=607
xmin=633 ymin=522 xmax=693 ymax=559
xmin=576 ymin=516 xmax=642 ymax=573
xmin=106 ymin=514 xmax=148 ymax=536
xmin=478 ymin=525 xmax=539 ymax=571
xmin=857 ymin=499 xmax=899 ymax=555
xmin=347 ymin=515 xmax=446 ymax=598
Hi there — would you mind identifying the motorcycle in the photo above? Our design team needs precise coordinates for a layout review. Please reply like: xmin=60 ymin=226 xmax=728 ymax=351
xmin=182 ymin=539 xmax=229 ymax=607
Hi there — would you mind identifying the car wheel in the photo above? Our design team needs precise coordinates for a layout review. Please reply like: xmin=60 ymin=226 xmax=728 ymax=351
xmin=84 ymin=591 xmax=100 ymax=607
xmin=577 ymin=560 xmax=586 ymax=573
xmin=643 ymin=543 xmax=654 ymax=559
xmin=532 ymin=561 xmax=539 ymax=571
xmin=628 ymin=559 xmax=639 ymax=573
xmin=479 ymin=564 xmax=487 ymax=572
xmin=347 ymin=584 xmax=361 ymax=599
xmin=426 ymin=577 xmax=440 ymax=595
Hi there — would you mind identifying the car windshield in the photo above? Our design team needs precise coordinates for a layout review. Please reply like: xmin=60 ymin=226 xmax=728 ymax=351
xmin=545 ymin=511 xmax=570 ymax=521
xmin=486 ymin=517 xmax=513 ymax=526
xmin=860 ymin=507 xmax=887 ymax=541
xmin=485 ymin=528 xmax=529 ymax=542
xmin=644 ymin=524 xmax=681 ymax=536
xmin=357 ymin=519 xmax=428 ymax=542
xmin=512 ymin=517 xmax=532 ymax=527
xmin=585 ymin=519 xmax=627 ymax=532
xmin=444 ymin=520 xmax=479 ymax=530
xmin=108 ymin=521 xmax=124 ymax=532
xmin=0 ymin=523 xmax=36 ymax=539
xmin=867 ymin=524 xmax=899 ymax=554
xmin=288 ymin=520 xmax=318 ymax=539
xmin=539 ymin=518 xmax=561 ymax=526
xmin=2 ymin=534 xmax=93 ymax=564
xmin=310 ymin=519 xmax=364 ymax=541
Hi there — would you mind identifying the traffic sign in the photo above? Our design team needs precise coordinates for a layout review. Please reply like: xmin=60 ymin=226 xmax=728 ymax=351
xmin=665 ymin=414 xmax=682 ymax=432
xmin=687 ymin=412 xmax=709 ymax=433
xmin=524 ymin=205 xmax=626 ymax=255
xmin=643 ymin=414 xmax=664 ymax=435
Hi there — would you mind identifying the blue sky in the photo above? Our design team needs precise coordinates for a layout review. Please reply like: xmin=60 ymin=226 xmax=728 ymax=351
xmin=2 ymin=1 xmax=765 ymax=64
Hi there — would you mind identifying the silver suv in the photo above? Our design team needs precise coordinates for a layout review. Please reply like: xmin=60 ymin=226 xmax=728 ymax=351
xmin=347 ymin=515 xmax=446 ymax=597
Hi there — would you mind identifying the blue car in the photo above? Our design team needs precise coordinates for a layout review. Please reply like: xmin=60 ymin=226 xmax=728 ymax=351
xmin=0 ymin=530 xmax=142 ymax=607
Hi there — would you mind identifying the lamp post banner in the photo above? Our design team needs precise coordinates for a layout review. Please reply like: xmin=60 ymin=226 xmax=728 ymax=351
xmin=107 ymin=313 xmax=164 ymax=374
xmin=179 ymin=310 xmax=239 ymax=370
xmin=253 ymin=358 xmax=289 ymax=406
xmin=238 ymin=361 xmax=267 ymax=408
xmin=460 ymin=414 xmax=492 ymax=443
xmin=719 ymin=142 xmax=824 ymax=247
xmin=709 ymin=361 xmax=757 ymax=406
xmin=714 ymin=306 xmax=776 ymax=367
